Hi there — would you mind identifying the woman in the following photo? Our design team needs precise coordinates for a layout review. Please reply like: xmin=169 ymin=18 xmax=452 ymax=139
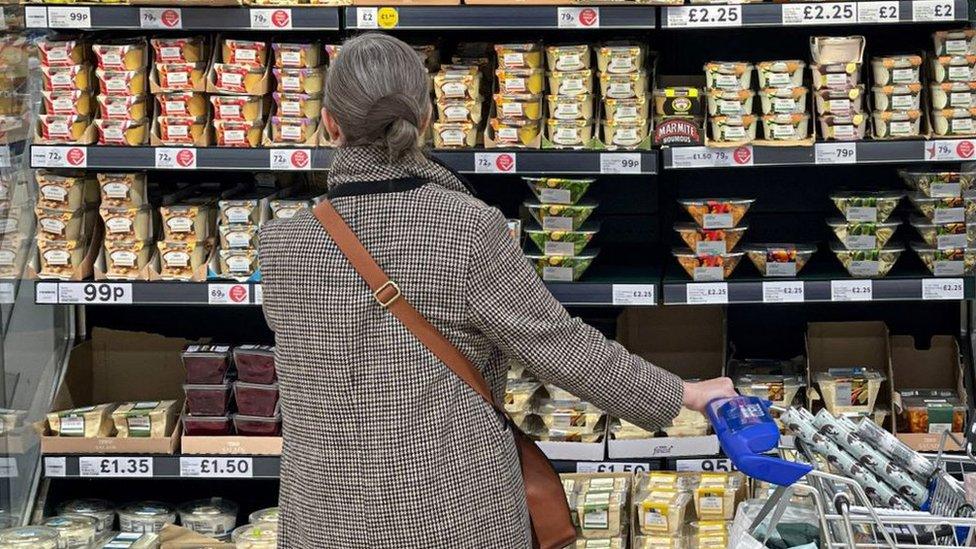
xmin=259 ymin=33 xmax=736 ymax=548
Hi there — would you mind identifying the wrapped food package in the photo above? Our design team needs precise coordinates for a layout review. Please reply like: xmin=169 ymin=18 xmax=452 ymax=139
xmin=41 ymin=515 xmax=97 ymax=549
xmin=857 ymin=416 xmax=937 ymax=479
xmin=178 ymin=498 xmax=238 ymax=540
xmin=46 ymin=404 xmax=116 ymax=437
xmin=111 ymin=400 xmax=179 ymax=438
xmin=157 ymin=240 xmax=209 ymax=281
xmin=98 ymin=173 xmax=147 ymax=207
xmin=151 ymin=37 xmax=206 ymax=64
xmin=118 ymin=502 xmax=176 ymax=534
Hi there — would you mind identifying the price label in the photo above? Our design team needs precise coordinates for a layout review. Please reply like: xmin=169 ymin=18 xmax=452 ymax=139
xmin=666 ymin=5 xmax=742 ymax=27
xmin=0 ymin=282 xmax=15 ymax=305
xmin=831 ymin=279 xmax=873 ymax=301
xmin=782 ymin=2 xmax=856 ymax=24
xmin=25 ymin=6 xmax=48 ymax=28
xmin=600 ymin=153 xmax=641 ymax=174
xmin=376 ymin=7 xmax=399 ymax=28
xmin=913 ymin=0 xmax=954 ymax=20
xmin=35 ymin=282 xmax=59 ymax=304
xmin=557 ymin=7 xmax=600 ymax=28
xmin=676 ymin=458 xmax=737 ymax=472
xmin=48 ymin=6 xmax=91 ymax=28
xmin=180 ymin=457 xmax=253 ymax=478
xmin=922 ymin=278 xmax=964 ymax=300
xmin=612 ymin=284 xmax=655 ymax=306
xmin=155 ymin=147 xmax=196 ymax=169
xmin=250 ymin=8 xmax=293 ymax=29
xmin=254 ymin=283 xmax=263 ymax=305
xmin=815 ymin=142 xmax=857 ymax=164
xmin=925 ymin=139 xmax=976 ymax=161
xmin=79 ymin=456 xmax=153 ymax=477
xmin=59 ymin=283 xmax=132 ymax=304
xmin=270 ymin=149 xmax=312 ymax=171
xmin=686 ymin=282 xmax=729 ymax=304
xmin=356 ymin=7 xmax=378 ymax=28
xmin=44 ymin=457 xmax=66 ymax=477
xmin=858 ymin=1 xmax=900 ymax=22
xmin=208 ymin=283 xmax=251 ymax=305
xmin=140 ymin=8 xmax=182 ymax=29
xmin=474 ymin=152 xmax=517 ymax=174
xmin=0 ymin=146 xmax=12 ymax=169
xmin=31 ymin=146 xmax=87 ymax=169
xmin=670 ymin=146 xmax=753 ymax=168
xmin=576 ymin=461 xmax=651 ymax=473
xmin=762 ymin=281 xmax=804 ymax=303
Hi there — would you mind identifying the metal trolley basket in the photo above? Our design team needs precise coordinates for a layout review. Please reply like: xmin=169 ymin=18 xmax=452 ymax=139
xmin=746 ymin=430 xmax=976 ymax=548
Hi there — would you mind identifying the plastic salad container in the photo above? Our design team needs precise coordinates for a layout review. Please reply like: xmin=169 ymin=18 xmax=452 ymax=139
xmin=233 ymin=345 xmax=275 ymax=384
xmin=743 ymin=243 xmax=815 ymax=277
xmin=673 ymin=249 xmax=743 ymax=281
xmin=178 ymin=498 xmax=238 ymax=540
xmin=899 ymin=170 xmax=975 ymax=198
xmin=234 ymin=382 xmax=279 ymax=417
xmin=524 ymin=200 xmax=598 ymax=231
xmin=231 ymin=522 xmax=278 ymax=549
xmin=0 ymin=526 xmax=60 ymax=548
xmin=42 ymin=515 xmax=97 ymax=548
xmin=184 ymin=382 xmax=232 ymax=416
xmin=181 ymin=345 xmax=231 ymax=384
xmin=233 ymin=414 xmax=281 ymax=436
xmin=703 ymin=62 xmax=753 ymax=91
xmin=57 ymin=499 xmax=115 ymax=533
xmin=525 ymin=251 xmax=598 ymax=282
xmin=814 ymin=368 xmax=886 ymax=414
xmin=524 ymin=177 xmax=593 ymax=205
xmin=831 ymin=243 xmax=903 ymax=277
xmin=911 ymin=242 xmax=976 ymax=276
xmin=526 ymin=224 xmax=598 ymax=257
xmin=693 ymin=472 xmax=745 ymax=520
xmin=827 ymin=219 xmax=899 ymax=250
xmin=181 ymin=414 xmax=233 ymax=436
xmin=759 ymin=86 xmax=808 ymax=115
xmin=907 ymin=192 xmax=976 ymax=223
xmin=910 ymin=217 xmax=975 ymax=249
xmin=674 ymin=224 xmax=747 ymax=254
xmin=678 ymin=198 xmax=753 ymax=229
xmin=248 ymin=508 xmax=279 ymax=525
xmin=898 ymin=390 xmax=966 ymax=434
xmin=872 ymin=83 xmax=922 ymax=112
xmin=733 ymin=374 xmax=805 ymax=406
xmin=118 ymin=502 xmax=176 ymax=534
xmin=830 ymin=191 xmax=903 ymax=222
xmin=635 ymin=488 xmax=691 ymax=536
xmin=98 ymin=532 xmax=159 ymax=548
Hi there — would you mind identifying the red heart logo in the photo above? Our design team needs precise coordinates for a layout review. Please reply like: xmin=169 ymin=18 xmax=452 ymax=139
xmin=495 ymin=154 xmax=514 ymax=172
xmin=957 ymin=140 xmax=974 ymax=158
xmin=733 ymin=146 xmax=752 ymax=164
xmin=66 ymin=147 xmax=85 ymax=166
xmin=161 ymin=9 xmax=180 ymax=28
xmin=176 ymin=149 xmax=194 ymax=167
xmin=229 ymin=285 xmax=248 ymax=302
xmin=271 ymin=9 xmax=290 ymax=27
xmin=578 ymin=8 xmax=598 ymax=26
xmin=291 ymin=150 xmax=309 ymax=168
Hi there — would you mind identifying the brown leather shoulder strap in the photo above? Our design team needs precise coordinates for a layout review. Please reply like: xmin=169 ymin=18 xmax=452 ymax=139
xmin=312 ymin=200 xmax=496 ymax=406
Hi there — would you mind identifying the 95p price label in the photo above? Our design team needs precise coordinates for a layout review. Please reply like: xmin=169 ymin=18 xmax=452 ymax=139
xmin=79 ymin=456 xmax=153 ymax=477
xmin=676 ymin=458 xmax=738 ymax=472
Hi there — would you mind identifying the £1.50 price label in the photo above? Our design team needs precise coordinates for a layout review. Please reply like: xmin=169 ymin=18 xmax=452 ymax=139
xmin=576 ymin=462 xmax=651 ymax=473
xmin=781 ymin=2 xmax=856 ymax=24
xmin=181 ymin=457 xmax=253 ymax=478
xmin=79 ymin=456 xmax=153 ymax=477
xmin=59 ymin=283 xmax=132 ymax=304
xmin=670 ymin=146 xmax=753 ymax=168
xmin=666 ymin=5 xmax=742 ymax=27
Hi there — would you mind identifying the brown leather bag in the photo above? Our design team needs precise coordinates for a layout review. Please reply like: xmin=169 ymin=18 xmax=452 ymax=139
xmin=313 ymin=200 xmax=577 ymax=549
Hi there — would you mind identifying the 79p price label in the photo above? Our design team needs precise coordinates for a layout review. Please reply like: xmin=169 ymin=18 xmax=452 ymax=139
xmin=140 ymin=8 xmax=182 ymax=29
xmin=815 ymin=142 xmax=857 ymax=164
xmin=79 ymin=456 xmax=153 ymax=477
xmin=666 ymin=5 xmax=742 ymax=27
xmin=181 ymin=457 xmax=253 ymax=478
xmin=270 ymin=149 xmax=312 ymax=171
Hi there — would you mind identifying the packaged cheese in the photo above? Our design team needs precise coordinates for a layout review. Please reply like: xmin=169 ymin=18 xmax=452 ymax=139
xmin=273 ymin=42 xmax=321 ymax=69
xmin=274 ymin=92 xmax=322 ymax=119
xmin=37 ymin=37 xmax=86 ymax=67
xmin=98 ymin=173 xmax=147 ymax=207
xmin=42 ymin=90 xmax=94 ymax=117
xmin=92 ymin=39 xmax=147 ymax=71
xmin=211 ymin=95 xmax=266 ymax=122
xmin=156 ymin=92 xmax=208 ymax=118
xmin=156 ymin=63 xmax=206 ymax=92
xmin=41 ymin=65 xmax=91 ymax=92
xmin=112 ymin=400 xmax=178 ymax=438
xmin=46 ymin=404 xmax=116 ymax=437
xmin=214 ymin=119 xmax=263 ymax=148
xmin=151 ymin=37 xmax=206 ymax=64
xmin=96 ymin=68 xmax=147 ymax=96
xmin=213 ymin=63 xmax=266 ymax=95
xmin=38 ymin=239 xmax=86 ymax=279
xmin=96 ymin=118 xmax=148 ymax=146
xmin=157 ymin=240 xmax=208 ymax=280
xmin=98 ymin=95 xmax=148 ymax=121
xmin=104 ymin=239 xmax=152 ymax=279
xmin=157 ymin=116 xmax=207 ymax=145
xmin=222 ymin=39 xmax=268 ymax=67
xmin=160 ymin=204 xmax=213 ymax=241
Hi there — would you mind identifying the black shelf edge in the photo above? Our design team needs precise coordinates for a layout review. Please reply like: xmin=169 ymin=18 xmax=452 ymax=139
xmin=345 ymin=5 xmax=656 ymax=29
xmin=24 ymin=5 xmax=341 ymax=30
xmin=42 ymin=454 xmax=282 ymax=479
xmin=29 ymin=145 xmax=659 ymax=175
xmin=661 ymin=0 xmax=966 ymax=29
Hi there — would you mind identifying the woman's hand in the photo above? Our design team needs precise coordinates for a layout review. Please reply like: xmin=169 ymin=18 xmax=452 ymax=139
xmin=682 ymin=378 xmax=737 ymax=414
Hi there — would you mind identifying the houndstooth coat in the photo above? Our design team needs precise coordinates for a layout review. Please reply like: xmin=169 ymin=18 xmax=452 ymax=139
xmin=259 ymin=146 xmax=685 ymax=549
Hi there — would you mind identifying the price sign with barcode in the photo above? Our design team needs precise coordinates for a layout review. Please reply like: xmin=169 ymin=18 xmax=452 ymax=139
xmin=79 ymin=456 xmax=153 ymax=477
xmin=781 ymin=2 xmax=856 ymax=24
xmin=208 ymin=284 xmax=251 ymax=305
xmin=922 ymin=278 xmax=964 ymax=300
xmin=612 ymin=284 xmax=655 ymax=306
xmin=356 ymin=7 xmax=378 ymax=28
xmin=557 ymin=7 xmax=600 ymax=28
xmin=48 ymin=6 xmax=91 ymax=28
xmin=25 ymin=6 xmax=47 ymax=28
xmin=140 ymin=8 xmax=182 ymax=29
xmin=666 ymin=5 xmax=742 ymax=27
xmin=474 ymin=152 xmax=517 ymax=174
xmin=600 ymin=153 xmax=641 ymax=174
xmin=686 ymin=283 xmax=729 ymax=304
xmin=815 ymin=142 xmax=857 ymax=164
xmin=270 ymin=149 xmax=312 ymax=171
xmin=44 ymin=457 xmax=66 ymax=477
xmin=831 ymin=279 xmax=872 ymax=301
xmin=36 ymin=282 xmax=58 ymax=304
xmin=858 ymin=1 xmax=899 ymax=22
xmin=59 ymin=283 xmax=132 ymax=304
xmin=155 ymin=147 xmax=196 ymax=169
xmin=31 ymin=146 xmax=87 ymax=169
xmin=762 ymin=281 xmax=804 ymax=303
xmin=250 ymin=8 xmax=293 ymax=29
xmin=925 ymin=139 xmax=976 ymax=161
xmin=254 ymin=284 xmax=264 ymax=305
xmin=913 ymin=0 xmax=954 ymax=20
xmin=676 ymin=458 xmax=738 ymax=472
xmin=670 ymin=146 xmax=753 ymax=168
xmin=181 ymin=457 xmax=253 ymax=478
xmin=576 ymin=462 xmax=651 ymax=473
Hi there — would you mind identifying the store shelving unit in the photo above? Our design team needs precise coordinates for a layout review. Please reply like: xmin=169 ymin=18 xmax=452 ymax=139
xmin=24 ymin=4 xmax=341 ymax=30
xmin=661 ymin=0 xmax=967 ymax=28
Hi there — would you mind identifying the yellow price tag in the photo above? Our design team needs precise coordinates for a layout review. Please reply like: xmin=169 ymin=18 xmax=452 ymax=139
xmin=377 ymin=7 xmax=399 ymax=28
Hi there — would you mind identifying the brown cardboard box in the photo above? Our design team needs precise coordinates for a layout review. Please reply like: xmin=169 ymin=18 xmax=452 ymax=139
xmin=805 ymin=321 xmax=892 ymax=426
xmin=36 ymin=328 xmax=188 ymax=454
xmin=159 ymin=524 xmax=236 ymax=549
xmin=181 ymin=432 xmax=282 ymax=456
xmin=889 ymin=335 xmax=966 ymax=451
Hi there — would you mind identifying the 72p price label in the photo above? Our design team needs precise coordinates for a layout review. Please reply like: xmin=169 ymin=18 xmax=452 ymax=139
xmin=270 ymin=149 xmax=312 ymax=171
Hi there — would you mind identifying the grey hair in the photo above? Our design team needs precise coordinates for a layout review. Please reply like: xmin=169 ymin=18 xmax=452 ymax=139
xmin=324 ymin=33 xmax=430 ymax=162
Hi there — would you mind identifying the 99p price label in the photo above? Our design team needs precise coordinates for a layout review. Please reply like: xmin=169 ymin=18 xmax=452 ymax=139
xmin=47 ymin=6 xmax=91 ymax=28
xmin=600 ymin=153 xmax=641 ymax=174
xmin=59 ymin=283 xmax=132 ymax=304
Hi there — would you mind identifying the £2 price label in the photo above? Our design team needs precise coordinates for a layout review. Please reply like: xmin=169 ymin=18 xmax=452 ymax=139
xmin=140 ymin=8 xmax=182 ymax=29
xmin=913 ymin=0 xmax=954 ymax=20
xmin=79 ymin=456 xmax=153 ymax=477
xmin=782 ymin=2 xmax=856 ymax=24
xmin=270 ymin=149 xmax=312 ymax=171
xmin=557 ymin=7 xmax=600 ymax=28
xmin=857 ymin=1 xmax=899 ymax=22
xmin=474 ymin=152 xmax=517 ymax=174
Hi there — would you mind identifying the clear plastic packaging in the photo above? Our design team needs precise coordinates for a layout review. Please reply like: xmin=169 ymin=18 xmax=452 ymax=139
xmin=898 ymin=389 xmax=967 ymax=434
xmin=524 ymin=178 xmax=593 ymax=206
xmin=98 ymin=532 xmax=159 ymax=548
xmin=574 ymin=490 xmax=626 ymax=539
xmin=117 ymin=502 xmax=175 ymax=534
xmin=826 ymin=218 xmax=899 ymax=250
xmin=525 ymin=224 xmax=598 ymax=257
xmin=234 ymin=345 xmax=276 ymax=384
xmin=911 ymin=242 xmax=976 ymax=276
xmin=57 ymin=499 xmax=115 ymax=533
xmin=178 ymin=498 xmax=238 ymax=540
xmin=759 ymin=86 xmax=808 ymax=115
xmin=732 ymin=374 xmax=805 ymax=406
xmin=231 ymin=522 xmax=278 ymax=548
xmin=505 ymin=380 xmax=541 ymax=414
xmin=693 ymin=472 xmax=745 ymax=520
xmin=899 ymin=169 xmax=975 ymax=198
xmin=248 ymin=508 xmax=279 ymax=525
xmin=830 ymin=191 xmax=903 ymax=222
xmin=856 ymin=416 xmax=937 ymax=479
xmin=907 ymin=192 xmax=976 ymax=223
xmin=743 ymin=243 xmax=815 ymax=277
xmin=814 ymin=367 xmax=886 ymax=414
xmin=910 ymin=217 xmax=975 ymax=249
xmin=184 ymin=383 xmax=232 ymax=416
xmin=182 ymin=414 xmax=233 ymax=436
xmin=678 ymin=198 xmax=753 ymax=229
xmin=234 ymin=382 xmax=279 ymax=417
xmin=524 ymin=200 xmax=598 ymax=231
xmin=674 ymin=223 xmax=748 ymax=254
xmin=0 ymin=526 xmax=60 ymax=548
xmin=182 ymin=345 xmax=231 ymax=384
xmin=872 ymin=83 xmax=922 ymax=112
xmin=703 ymin=62 xmax=753 ymax=90
xmin=42 ymin=515 xmax=97 ymax=548
xmin=233 ymin=414 xmax=281 ymax=436
xmin=673 ymin=249 xmax=743 ymax=281
xmin=635 ymin=487 xmax=691 ymax=535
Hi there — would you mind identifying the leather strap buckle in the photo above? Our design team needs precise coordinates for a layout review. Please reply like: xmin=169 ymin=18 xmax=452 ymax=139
xmin=373 ymin=280 xmax=402 ymax=308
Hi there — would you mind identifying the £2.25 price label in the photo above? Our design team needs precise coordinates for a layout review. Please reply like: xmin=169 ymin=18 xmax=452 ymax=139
xmin=181 ymin=457 xmax=253 ymax=478
xmin=666 ymin=5 xmax=742 ymax=27
xmin=612 ymin=284 xmax=655 ymax=306
xmin=831 ymin=279 xmax=872 ymax=301
xmin=686 ymin=282 xmax=729 ymax=304
xmin=79 ymin=456 xmax=153 ymax=477
xmin=922 ymin=278 xmax=965 ymax=300
xmin=781 ymin=2 xmax=856 ymax=24
xmin=762 ymin=281 xmax=804 ymax=303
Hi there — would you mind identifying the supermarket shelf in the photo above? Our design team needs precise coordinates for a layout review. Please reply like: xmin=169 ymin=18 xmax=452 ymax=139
xmin=29 ymin=145 xmax=658 ymax=175
xmin=661 ymin=0 xmax=966 ymax=29
xmin=662 ymin=138 xmax=976 ymax=169
xmin=24 ymin=5 xmax=341 ymax=30
xmin=345 ymin=5 xmax=656 ymax=29
xmin=43 ymin=455 xmax=281 ymax=479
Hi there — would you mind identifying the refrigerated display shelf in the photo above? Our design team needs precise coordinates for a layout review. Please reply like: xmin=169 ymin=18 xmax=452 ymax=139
xmin=24 ymin=4 xmax=341 ymax=31
xmin=345 ymin=5 xmax=656 ymax=29
xmin=28 ymin=145 xmax=658 ymax=175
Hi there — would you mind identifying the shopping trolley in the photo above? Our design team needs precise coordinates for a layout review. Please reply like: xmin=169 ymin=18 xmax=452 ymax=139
xmin=705 ymin=396 xmax=976 ymax=548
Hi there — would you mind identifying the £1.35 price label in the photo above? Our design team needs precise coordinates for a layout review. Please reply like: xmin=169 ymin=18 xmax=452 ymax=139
xmin=79 ymin=456 xmax=153 ymax=477
xmin=181 ymin=457 xmax=253 ymax=478
xmin=666 ymin=5 xmax=742 ymax=27
xmin=270 ymin=149 xmax=312 ymax=170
